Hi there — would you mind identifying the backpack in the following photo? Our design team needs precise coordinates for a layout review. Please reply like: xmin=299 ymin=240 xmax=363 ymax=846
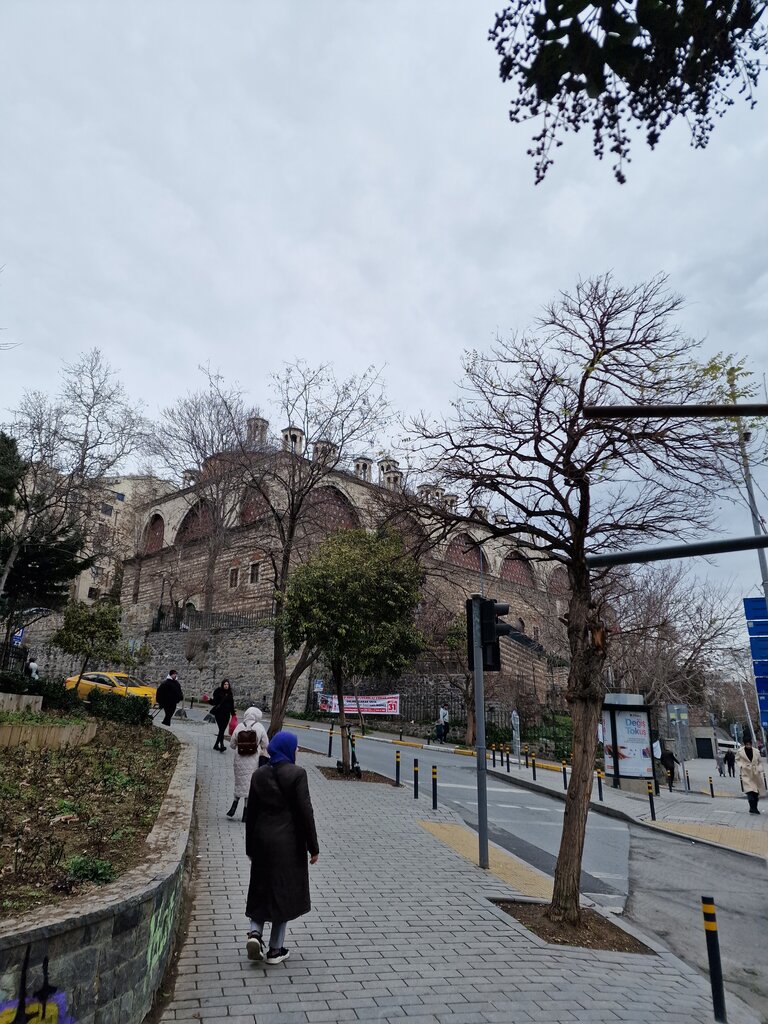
xmin=237 ymin=729 xmax=259 ymax=757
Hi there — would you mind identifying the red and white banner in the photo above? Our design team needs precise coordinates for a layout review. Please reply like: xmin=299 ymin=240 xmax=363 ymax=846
xmin=318 ymin=693 xmax=400 ymax=716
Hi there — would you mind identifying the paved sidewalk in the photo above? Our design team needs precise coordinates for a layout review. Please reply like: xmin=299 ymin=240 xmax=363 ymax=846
xmin=157 ymin=725 xmax=759 ymax=1024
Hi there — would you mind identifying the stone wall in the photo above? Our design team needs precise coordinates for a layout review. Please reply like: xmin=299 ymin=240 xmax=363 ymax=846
xmin=139 ymin=624 xmax=312 ymax=712
xmin=0 ymin=737 xmax=197 ymax=1024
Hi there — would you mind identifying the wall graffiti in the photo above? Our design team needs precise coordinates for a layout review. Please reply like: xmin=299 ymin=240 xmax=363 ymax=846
xmin=0 ymin=946 xmax=74 ymax=1024
xmin=146 ymin=877 xmax=180 ymax=975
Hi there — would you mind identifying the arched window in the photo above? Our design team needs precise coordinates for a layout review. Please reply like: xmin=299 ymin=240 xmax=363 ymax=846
xmin=176 ymin=501 xmax=214 ymax=545
xmin=548 ymin=566 xmax=570 ymax=597
xmin=500 ymin=553 xmax=536 ymax=588
xmin=303 ymin=486 xmax=360 ymax=532
xmin=141 ymin=513 xmax=165 ymax=555
xmin=445 ymin=533 xmax=486 ymax=572
xmin=241 ymin=487 xmax=269 ymax=526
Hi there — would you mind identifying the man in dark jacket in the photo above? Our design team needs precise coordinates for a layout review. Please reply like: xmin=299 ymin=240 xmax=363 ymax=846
xmin=724 ymin=748 xmax=736 ymax=778
xmin=245 ymin=731 xmax=319 ymax=965
xmin=659 ymin=747 xmax=680 ymax=791
xmin=156 ymin=670 xmax=183 ymax=727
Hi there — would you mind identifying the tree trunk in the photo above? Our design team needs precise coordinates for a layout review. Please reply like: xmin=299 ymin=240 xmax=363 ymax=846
xmin=334 ymin=666 xmax=350 ymax=769
xmin=202 ymin=544 xmax=218 ymax=614
xmin=547 ymin=696 xmax=601 ymax=924
xmin=0 ymin=536 xmax=23 ymax=601
xmin=77 ymin=654 xmax=90 ymax=686
xmin=464 ymin=677 xmax=476 ymax=746
xmin=269 ymin=625 xmax=290 ymax=736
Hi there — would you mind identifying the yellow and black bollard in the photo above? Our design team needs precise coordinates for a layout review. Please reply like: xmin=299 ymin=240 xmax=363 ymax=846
xmin=685 ymin=769 xmax=691 ymax=792
xmin=701 ymin=897 xmax=728 ymax=1023
xmin=646 ymin=779 xmax=656 ymax=821
xmin=395 ymin=749 xmax=401 ymax=787
xmin=432 ymin=765 xmax=438 ymax=810
xmin=709 ymin=776 xmax=715 ymax=799
xmin=413 ymin=758 xmax=419 ymax=799
xmin=531 ymin=754 xmax=537 ymax=781
xmin=562 ymin=759 xmax=568 ymax=791
xmin=491 ymin=744 xmax=496 ymax=768
xmin=506 ymin=745 xmax=511 ymax=773
xmin=597 ymin=770 xmax=604 ymax=802
xmin=524 ymin=744 xmax=529 ymax=769
xmin=327 ymin=724 xmax=334 ymax=759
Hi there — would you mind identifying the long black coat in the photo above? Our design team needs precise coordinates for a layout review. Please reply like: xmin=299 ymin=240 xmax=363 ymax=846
xmin=156 ymin=675 xmax=183 ymax=711
xmin=210 ymin=685 xmax=235 ymax=726
xmin=245 ymin=763 xmax=319 ymax=923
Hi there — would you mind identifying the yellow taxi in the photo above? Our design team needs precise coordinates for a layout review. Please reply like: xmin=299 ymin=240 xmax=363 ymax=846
xmin=64 ymin=671 xmax=158 ymax=703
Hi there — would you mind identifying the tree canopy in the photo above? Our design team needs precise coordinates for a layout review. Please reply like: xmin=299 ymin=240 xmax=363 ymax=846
xmin=489 ymin=1 xmax=767 ymax=182
xmin=51 ymin=601 xmax=126 ymax=680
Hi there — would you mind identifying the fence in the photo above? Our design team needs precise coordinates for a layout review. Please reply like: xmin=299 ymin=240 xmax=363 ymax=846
xmin=0 ymin=641 xmax=25 ymax=673
xmin=150 ymin=608 xmax=274 ymax=633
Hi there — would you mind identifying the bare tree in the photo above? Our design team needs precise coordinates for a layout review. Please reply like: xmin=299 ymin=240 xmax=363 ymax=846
xmin=412 ymin=273 xmax=748 ymax=924
xmin=607 ymin=564 xmax=744 ymax=710
xmin=0 ymin=349 xmax=146 ymax=600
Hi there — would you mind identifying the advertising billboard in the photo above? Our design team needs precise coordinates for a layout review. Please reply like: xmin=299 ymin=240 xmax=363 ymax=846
xmin=602 ymin=705 xmax=653 ymax=778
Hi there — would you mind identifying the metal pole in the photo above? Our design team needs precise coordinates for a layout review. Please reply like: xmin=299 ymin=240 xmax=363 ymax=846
xmin=432 ymin=765 xmax=437 ymax=810
xmin=531 ymin=754 xmax=537 ymax=781
xmin=701 ymin=897 xmax=728 ymax=1023
xmin=646 ymin=780 xmax=656 ymax=821
xmin=709 ymin=776 xmax=715 ymax=798
xmin=675 ymin=717 xmax=687 ymax=792
xmin=327 ymin=725 xmax=334 ymax=758
xmin=472 ymin=595 xmax=490 ymax=870
xmin=413 ymin=758 xmax=419 ymax=799
xmin=395 ymin=749 xmax=400 ymax=787
xmin=597 ymin=770 xmax=603 ymax=801
xmin=562 ymin=759 xmax=568 ymax=790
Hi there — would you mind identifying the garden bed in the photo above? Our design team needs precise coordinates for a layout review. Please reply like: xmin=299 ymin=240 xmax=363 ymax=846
xmin=317 ymin=765 xmax=394 ymax=785
xmin=0 ymin=721 xmax=179 ymax=917
xmin=493 ymin=899 xmax=654 ymax=954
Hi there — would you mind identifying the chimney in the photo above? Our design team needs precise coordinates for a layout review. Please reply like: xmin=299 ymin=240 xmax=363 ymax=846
xmin=377 ymin=455 xmax=398 ymax=484
xmin=281 ymin=425 xmax=305 ymax=456
xmin=182 ymin=469 xmax=198 ymax=488
xmin=443 ymin=493 xmax=458 ymax=513
xmin=354 ymin=456 xmax=374 ymax=482
xmin=247 ymin=416 xmax=269 ymax=446
xmin=313 ymin=439 xmax=339 ymax=465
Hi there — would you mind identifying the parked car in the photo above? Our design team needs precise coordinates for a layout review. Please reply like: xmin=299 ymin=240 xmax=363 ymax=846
xmin=64 ymin=671 xmax=157 ymax=703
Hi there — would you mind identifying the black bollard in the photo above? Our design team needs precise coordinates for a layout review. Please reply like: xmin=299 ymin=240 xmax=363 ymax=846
xmin=524 ymin=745 xmax=529 ymax=769
xmin=506 ymin=746 xmax=510 ymax=773
xmin=701 ymin=897 xmax=728 ymax=1023
xmin=395 ymin=749 xmax=401 ymax=787
xmin=709 ymin=776 xmax=715 ymax=798
xmin=562 ymin=760 xmax=568 ymax=791
xmin=432 ymin=765 xmax=437 ymax=810
xmin=327 ymin=725 xmax=334 ymax=759
xmin=685 ymin=769 xmax=691 ymax=792
xmin=646 ymin=780 xmax=656 ymax=821
xmin=531 ymin=754 xmax=537 ymax=781
xmin=597 ymin=770 xmax=604 ymax=802
xmin=492 ymin=744 xmax=496 ymax=768
xmin=414 ymin=758 xmax=419 ymax=799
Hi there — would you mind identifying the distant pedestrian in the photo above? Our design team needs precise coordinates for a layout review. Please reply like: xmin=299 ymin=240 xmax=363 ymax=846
xmin=659 ymin=748 xmax=680 ymax=791
xmin=245 ymin=731 xmax=319 ymax=966
xmin=736 ymin=738 xmax=766 ymax=815
xmin=26 ymin=656 xmax=39 ymax=681
xmin=437 ymin=705 xmax=449 ymax=743
xmin=715 ymin=751 xmax=725 ymax=777
xmin=228 ymin=707 xmax=269 ymax=821
xmin=156 ymin=670 xmax=183 ymax=727
xmin=724 ymin=749 xmax=736 ymax=778
xmin=211 ymin=679 xmax=236 ymax=752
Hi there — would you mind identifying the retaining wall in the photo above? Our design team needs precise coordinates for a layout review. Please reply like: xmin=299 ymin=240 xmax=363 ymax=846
xmin=0 ymin=720 xmax=97 ymax=750
xmin=0 ymin=693 xmax=43 ymax=712
xmin=0 ymin=734 xmax=197 ymax=1024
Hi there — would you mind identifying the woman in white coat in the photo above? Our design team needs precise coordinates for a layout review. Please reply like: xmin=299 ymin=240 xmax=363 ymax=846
xmin=227 ymin=707 xmax=269 ymax=821
xmin=736 ymin=737 xmax=766 ymax=814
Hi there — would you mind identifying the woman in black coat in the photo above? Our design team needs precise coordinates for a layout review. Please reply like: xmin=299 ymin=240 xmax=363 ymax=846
xmin=210 ymin=679 xmax=235 ymax=752
xmin=245 ymin=731 xmax=319 ymax=965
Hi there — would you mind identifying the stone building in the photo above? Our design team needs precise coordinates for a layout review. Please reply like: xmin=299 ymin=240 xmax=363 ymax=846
xmin=119 ymin=419 xmax=571 ymax=721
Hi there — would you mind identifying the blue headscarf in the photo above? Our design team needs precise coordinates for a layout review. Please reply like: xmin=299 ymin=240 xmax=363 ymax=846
xmin=268 ymin=731 xmax=298 ymax=766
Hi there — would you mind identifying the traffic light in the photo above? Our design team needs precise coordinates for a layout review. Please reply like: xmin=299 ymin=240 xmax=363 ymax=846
xmin=467 ymin=598 xmax=513 ymax=672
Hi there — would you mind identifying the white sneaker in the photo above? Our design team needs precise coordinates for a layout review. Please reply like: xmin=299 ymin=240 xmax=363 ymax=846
xmin=265 ymin=947 xmax=290 ymax=965
xmin=246 ymin=932 xmax=264 ymax=961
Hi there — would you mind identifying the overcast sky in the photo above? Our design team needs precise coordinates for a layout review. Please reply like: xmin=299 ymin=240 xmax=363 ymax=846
xmin=1 ymin=1 xmax=767 ymax=606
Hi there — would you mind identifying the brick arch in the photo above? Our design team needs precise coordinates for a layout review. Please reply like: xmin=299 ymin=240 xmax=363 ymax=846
xmin=500 ymin=553 xmax=536 ymax=588
xmin=175 ymin=501 xmax=214 ymax=545
xmin=141 ymin=513 xmax=165 ymax=555
xmin=303 ymin=485 xmax=361 ymax=533
xmin=548 ymin=565 xmax=570 ymax=597
xmin=445 ymin=533 xmax=487 ymax=572
xmin=241 ymin=486 xmax=269 ymax=526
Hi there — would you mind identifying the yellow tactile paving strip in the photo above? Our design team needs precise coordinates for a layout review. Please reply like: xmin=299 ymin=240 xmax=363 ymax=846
xmin=652 ymin=821 xmax=768 ymax=857
xmin=419 ymin=820 xmax=553 ymax=900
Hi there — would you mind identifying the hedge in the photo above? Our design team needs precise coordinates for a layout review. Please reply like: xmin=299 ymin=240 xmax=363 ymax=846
xmin=87 ymin=688 xmax=152 ymax=725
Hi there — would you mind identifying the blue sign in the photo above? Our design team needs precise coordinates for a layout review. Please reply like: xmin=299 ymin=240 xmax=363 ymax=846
xmin=10 ymin=627 xmax=24 ymax=647
xmin=749 ymin=636 xmax=768 ymax=661
xmin=747 ymin=619 xmax=768 ymax=637
xmin=759 ymin=693 xmax=768 ymax=727
xmin=744 ymin=597 xmax=768 ymax=620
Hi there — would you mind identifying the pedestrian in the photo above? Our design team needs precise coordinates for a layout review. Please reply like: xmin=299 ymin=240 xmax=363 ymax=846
xmin=715 ymin=751 xmax=725 ymax=777
xmin=724 ymin=748 xmax=736 ymax=778
xmin=736 ymin=738 xmax=766 ymax=814
xmin=26 ymin=656 xmax=39 ymax=681
xmin=155 ymin=669 xmax=183 ymax=727
xmin=210 ymin=678 xmax=236 ymax=752
xmin=244 ymin=731 xmax=319 ymax=966
xmin=659 ymin=747 xmax=680 ymax=792
xmin=228 ymin=707 xmax=269 ymax=821
xmin=438 ymin=705 xmax=449 ymax=743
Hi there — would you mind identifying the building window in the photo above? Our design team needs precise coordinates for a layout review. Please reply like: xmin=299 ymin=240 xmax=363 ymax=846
xmin=229 ymin=567 xmax=240 ymax=589
xmin=100 ymin=503 xmax=113 ymax=517
xmin=114 ymin=492 xmax=125 ymax=502
xmin=533 ymin=625 xmax=540 ymax=643
xmin=87 ymin=586 xmax=100 ymax=600
xmin=249 ymin=562 xmax=261 ymax=585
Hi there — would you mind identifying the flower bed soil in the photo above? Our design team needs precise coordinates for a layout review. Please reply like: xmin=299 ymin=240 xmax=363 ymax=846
xmin=316 ymin=765 xmax=394 ymax=785
xmin=494 ymin=899 xmax=654 ymax=954
xmin=0 ymin=721 xmax=179 ymax=918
